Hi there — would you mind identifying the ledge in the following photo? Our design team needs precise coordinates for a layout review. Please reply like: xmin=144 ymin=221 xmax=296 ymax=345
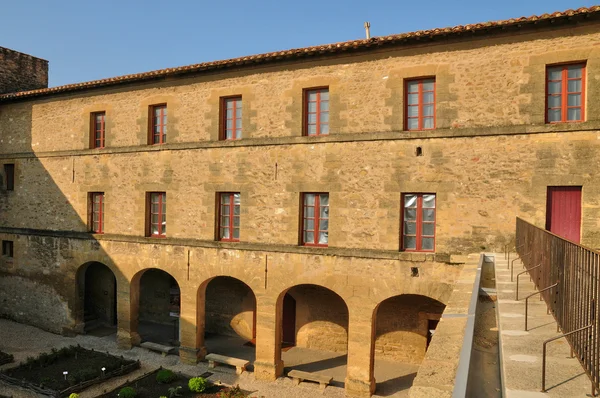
xmin=409 ymin=253 xmax=484 ymax=398
xmin=0 ymin=226 xmax=461 ymax=263
xmin=0 ymin=121 xmax=599 ymax=159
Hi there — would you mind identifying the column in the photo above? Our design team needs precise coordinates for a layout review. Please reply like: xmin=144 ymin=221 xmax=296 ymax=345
xmin=254 ymin=294 xmax=284 ymax=381
xmin=345 ymin=306 xmax=376 ymax=397
xmin=179 ymin=283 xmax=207 ymax=364
xmin=116 ymin=276 xmax=141 ymax=349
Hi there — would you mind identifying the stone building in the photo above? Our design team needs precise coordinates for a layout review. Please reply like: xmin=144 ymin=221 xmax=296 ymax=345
xmin=1 ymin=6 xmax=599 ymax=397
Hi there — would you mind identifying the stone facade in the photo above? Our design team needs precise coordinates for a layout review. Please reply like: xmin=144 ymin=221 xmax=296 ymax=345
xmin=1 ymin=11 xmax=600 ymax=397
xmin=0 ymin=47 xmax=48 ymax=94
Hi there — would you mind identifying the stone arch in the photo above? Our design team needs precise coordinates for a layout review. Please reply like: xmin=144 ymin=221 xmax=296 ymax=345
xmin=197 ymin=275 xmax=258 ymax=363
xmin=370 ymin=294 xmax=446 ymax=395
xmin=131 ymin=268 xmax=182 ymax=346
xmin=75 ymin=261 xmax=118 ymax=334
xmin=274 ymin=284 xmax=350 ymax=385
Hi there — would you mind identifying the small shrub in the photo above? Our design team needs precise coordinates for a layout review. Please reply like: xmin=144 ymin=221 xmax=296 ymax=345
xmin=188 ymin=377 xmax=208 ymax=393
xmin=156 ymin=369 xmax=177 ymax=384
xmin=217 ymin=385 xmax=247 ymax=398
xmin=69 ymin=394 xmax=80 ymax=398
xmin=168 ymin=386 xmax=183 ymax=398
xmin=118 ymin=387 xmax=136 ymax=398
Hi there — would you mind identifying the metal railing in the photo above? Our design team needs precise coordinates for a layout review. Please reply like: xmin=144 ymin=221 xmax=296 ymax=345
xmin=516 ymin=217 xmax=599 ymax=394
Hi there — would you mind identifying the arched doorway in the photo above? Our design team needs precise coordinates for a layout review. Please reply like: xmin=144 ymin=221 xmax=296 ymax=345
xmin=277 ymin=284 xmax=349 ymax=387
xmin=77 ymin=262 xmax=117 ymax=335
xmin=372 ymin=294 xmax=445 ymax=395
xmin=136 ymin=269 xmax=181 ymax=346
xmin=202 ymin=276 xmax=257 ymax=364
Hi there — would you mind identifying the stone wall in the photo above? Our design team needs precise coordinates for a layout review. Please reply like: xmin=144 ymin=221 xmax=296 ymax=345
xmin=0 ymin=47 xmax=48 ymax=94
xmin=289 ymin=285 xmax=349 ymax=353
xmin=205 ymin=276 xmax=255 ymax=340
xmin=375 ymin=294 xmax=445 ymax=363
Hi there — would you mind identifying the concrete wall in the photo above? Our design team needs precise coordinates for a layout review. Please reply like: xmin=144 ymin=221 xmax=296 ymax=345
xmin=0 ymin=47 xmax=48 ymax=94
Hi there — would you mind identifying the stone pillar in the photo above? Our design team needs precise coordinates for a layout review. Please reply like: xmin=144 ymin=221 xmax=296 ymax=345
xmin=179 ymin=284 xmax=207 ymax=364
xmin=345 ymin=307 xmax=376 ymax=397
xmin=116 ymin=276 xmax=140 ymax=349
xmin=254 ymin=294 xmax=284 ymax=381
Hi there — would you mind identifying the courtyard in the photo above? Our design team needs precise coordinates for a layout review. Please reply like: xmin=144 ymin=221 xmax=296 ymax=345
xmin=0 ymin=319 xmax=419 ymax=397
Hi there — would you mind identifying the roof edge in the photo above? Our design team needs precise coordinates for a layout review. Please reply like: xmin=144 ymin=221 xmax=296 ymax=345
xmin=1 ymin=5 xmax=599 ymax=102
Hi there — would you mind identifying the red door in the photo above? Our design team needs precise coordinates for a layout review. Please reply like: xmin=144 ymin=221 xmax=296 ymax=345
xmin=282 ymin=294 xmax=296 ymax=346
xmin=546 ymin=186 xmax=582 ymax=243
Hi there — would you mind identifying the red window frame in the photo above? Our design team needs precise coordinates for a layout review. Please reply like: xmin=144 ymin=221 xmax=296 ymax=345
xmin=302 ymin=193 xmax=329 ymax=247
xmin=4 ymin=164 xmax=14 ymax=191
xmin=546 ymin=63 xmax=585 ymax=123
xmin=91 ymin=112 xmax=106 ymax=149
xmin=90 ymin=192 xmax=105 ymax=234
xmin=304 ymin=88 xmax=329 ymax=136
xmin=221 ymin=97 xmax=242 ymax=140
xmin=148 ymin=192 xmax=166 ymax=238
xmin=401 ymin=193 xmax=436 ymax=252
xmin=405 ymin=78 xmax=436 ymax=131
xmin=218 ymin=192 xmax=240 ymax=241
xmin=150 ymin=104 xmax=167 ymax=144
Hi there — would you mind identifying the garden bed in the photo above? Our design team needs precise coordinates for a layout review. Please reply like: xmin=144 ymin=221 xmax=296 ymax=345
xmin=99 ymin=368 xmax=247 ymax=398
xmin=0 ymin=351 xmax=13 ymax=366
xmin=0 ymin=345 xmax=139 ymax=397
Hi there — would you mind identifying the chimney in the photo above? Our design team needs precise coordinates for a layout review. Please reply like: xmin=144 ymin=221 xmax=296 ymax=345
xmin=364 ymin=22 xmax=371 ymax=39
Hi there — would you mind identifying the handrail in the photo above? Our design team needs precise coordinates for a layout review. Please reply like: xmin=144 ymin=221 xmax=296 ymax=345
xmin=516 ymin=217 xmax=600 ymax=394
xmin=542 ymin=324 xmax=594 ymax=394
xmin=515 ymin=264 xmax=541 ymax=300
xmin=524 ymin=283 xmax=558 ymax=331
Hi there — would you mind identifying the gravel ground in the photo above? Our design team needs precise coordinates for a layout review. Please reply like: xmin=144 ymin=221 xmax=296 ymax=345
xmin=0 ymin=319 xmax=347 ymax=398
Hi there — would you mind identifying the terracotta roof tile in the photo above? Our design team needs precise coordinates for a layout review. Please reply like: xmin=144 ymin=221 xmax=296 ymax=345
xmin=1 ymin=5 xmax=599 ymax=102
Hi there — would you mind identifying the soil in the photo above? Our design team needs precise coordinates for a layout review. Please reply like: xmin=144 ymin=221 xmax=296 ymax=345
xmin=3 ymin=346 xmax=136 ymax=392
xmin=99 ymin=370 xmax=234 ymax=398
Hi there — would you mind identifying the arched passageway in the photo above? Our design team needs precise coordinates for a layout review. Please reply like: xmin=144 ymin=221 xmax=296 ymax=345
xmin=202 ymin=276 xmax=257 ymax=364
xmin=135 ymin=269 xmax=181 ymax=346
xmin=277 ymin=284 xmax=349 ymax=387
xmin=372 ymin=294 xmax=445 ymax=396
xmin=77 ymin=262 xmax=117 ymax=335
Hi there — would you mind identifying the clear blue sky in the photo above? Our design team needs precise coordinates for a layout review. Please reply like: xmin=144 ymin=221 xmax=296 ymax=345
xmin=2 ymin=0 xmax=596 ymax=87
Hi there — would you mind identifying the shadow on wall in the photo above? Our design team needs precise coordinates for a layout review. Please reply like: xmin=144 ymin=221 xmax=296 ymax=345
xmin=0 ymin=100 xmax=185 ymax=349
xmin=374 ymin=294 xmax=445 ymax=364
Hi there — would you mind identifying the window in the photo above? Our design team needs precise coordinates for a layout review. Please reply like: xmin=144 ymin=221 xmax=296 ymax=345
xmin=547 ymin=63 xmax=585 ymax=123
xmin=221 ymin=97 xmax=242 ymax=140
xmin=402 ymin=193 xmax=436 ymax=251
xmin=150 ymin=105 xmax=167 ymax=144
xmin=91 ymin=112 xmax=105 ymax=149
xmin=304 ymin=88 xmax=329 ymax=136
xmin=218 ymin=193 xmax=240 ymax=241
xmin=405 ymin=78 xmax=435 ymax=131
xmin=148 ymin=192 xmax=166 ymax=237
xmin=4 ymin=164 xmax=14 ymax=191
xmin=89 ymin=192 xmax=105 ymax=234
xmin=2 ymin=240 xmax=13 ymax=258
xmin=302 ymin=193 xmax=329 ymax=246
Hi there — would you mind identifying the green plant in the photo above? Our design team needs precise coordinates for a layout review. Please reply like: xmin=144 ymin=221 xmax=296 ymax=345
xmin=156 ymin=369 xmax=177 ymax=384
xmin=188 ymin=377 xmax=208 ymax=393
xmin=118 ymin=386 xmax=136 ymax=398
xmin=168 ymin=386 xmax=183 ymax=398
xmin=217 ymin=385 xmax=247 ymax=398
xmin=69 ymin=394 xmax=80 ymax=398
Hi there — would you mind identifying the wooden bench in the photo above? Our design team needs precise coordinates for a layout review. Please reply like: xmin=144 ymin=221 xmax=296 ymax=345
xmin=140 ymin=341 xmax=176 ymax=356
xmin=288 ymin=369 xmax=333 ymax=391
xmin=205 ymin=353 xmax=250 ymax=375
